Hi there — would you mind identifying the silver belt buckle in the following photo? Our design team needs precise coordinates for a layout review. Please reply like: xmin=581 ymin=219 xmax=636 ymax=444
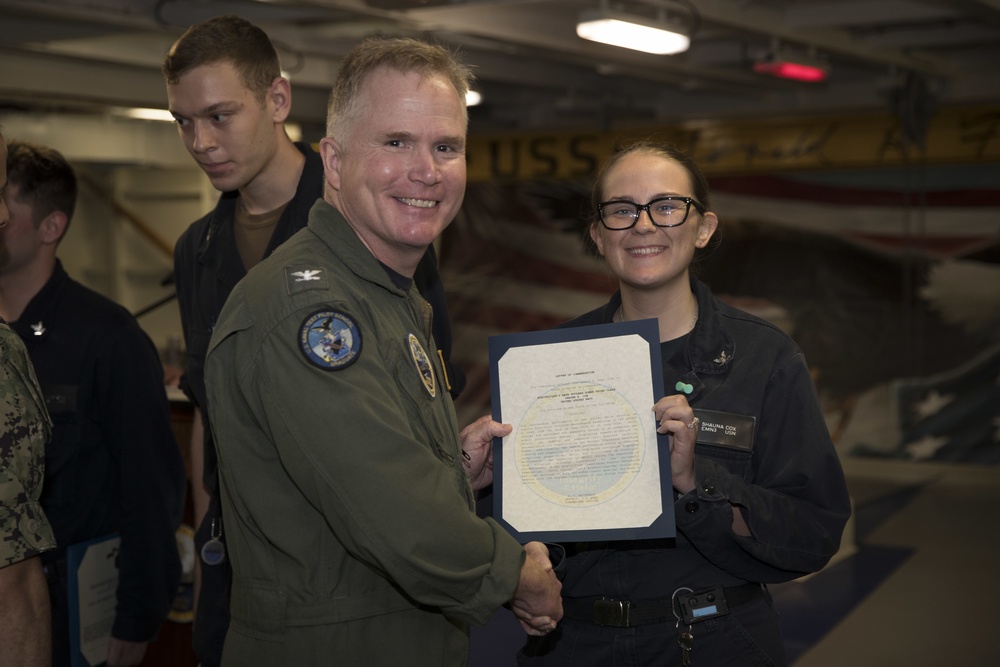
xmin=593 ymin=598 xmax=631 ymax=627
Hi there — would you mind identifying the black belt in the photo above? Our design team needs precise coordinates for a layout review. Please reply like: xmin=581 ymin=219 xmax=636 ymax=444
xmin=562 ymin=583 xmax=766 ymax=628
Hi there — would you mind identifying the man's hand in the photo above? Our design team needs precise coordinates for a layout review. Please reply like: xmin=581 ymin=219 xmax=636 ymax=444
xmin=106 ymin=637 xmax=148 ymax=667
xmin=510 ymin=542 xmax=562 ymax=636
xmin=459 ymin=415 xmax=512 ymax=491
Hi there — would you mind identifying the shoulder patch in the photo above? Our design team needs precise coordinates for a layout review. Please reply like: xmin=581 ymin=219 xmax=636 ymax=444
xmin=299 ymin=310 xmax=361 ymax=370
xmin=285 ymin=266 xmax=329 ymax=295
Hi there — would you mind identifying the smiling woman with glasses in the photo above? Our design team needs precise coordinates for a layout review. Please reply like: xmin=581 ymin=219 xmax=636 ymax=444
xmin=516 ymin=141 xmax=851 ymax=667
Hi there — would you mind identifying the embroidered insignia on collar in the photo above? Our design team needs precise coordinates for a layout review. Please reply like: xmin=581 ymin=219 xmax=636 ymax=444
xmin=407 ymin=333 xmax=436 ymax=398
xmin=299 ymin=310 xmax=361 ymax=370
xmin=285 ymin=266 xmax=329 ymax=295
xmin=714 ymin=350 xmax=731 ymax=365
xmin=31 ymin=322 xmax=46 ymax=337
xmin=291 ymin=269 xmax=322 ymax=282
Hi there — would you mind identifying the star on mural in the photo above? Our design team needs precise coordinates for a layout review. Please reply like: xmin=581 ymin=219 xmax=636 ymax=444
xmin=904 ymin=434 xmax=950 ymax=461
xmin=911 ymin=390 xmax=955 ymax=421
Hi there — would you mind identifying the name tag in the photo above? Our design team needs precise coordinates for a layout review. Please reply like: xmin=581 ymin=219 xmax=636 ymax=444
xmin=43 ymin=384 xmax=78 ymax=415
xmin=693 ymin=409 xmax=755 ymax=452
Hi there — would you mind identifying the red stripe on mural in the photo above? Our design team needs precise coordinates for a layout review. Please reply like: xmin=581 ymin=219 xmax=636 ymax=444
xmin=709 ymin=175 xmax=1000 ymax=207
xmin=846 ymin=232 xmax=994 ymax=256
xmin=442 ymin=233 xmax=616 ymax=294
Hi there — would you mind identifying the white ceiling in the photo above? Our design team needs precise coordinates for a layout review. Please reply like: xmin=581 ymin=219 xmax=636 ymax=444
xmin=1 ymin=0 xmax=999 ymax=137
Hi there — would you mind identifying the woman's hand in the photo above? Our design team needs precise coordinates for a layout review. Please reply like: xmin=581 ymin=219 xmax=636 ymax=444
xmin=653 ymin=395 xmax=699 ymax=495
xmin=459 ymin=415 xmax=512 ymax=491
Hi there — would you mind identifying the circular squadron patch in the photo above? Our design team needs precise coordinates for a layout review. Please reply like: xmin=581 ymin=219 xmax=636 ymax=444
xmin=300 ymin=310 xmax=361 ymax=370
xmin=407 ymin=333 xmax=436 ymax=398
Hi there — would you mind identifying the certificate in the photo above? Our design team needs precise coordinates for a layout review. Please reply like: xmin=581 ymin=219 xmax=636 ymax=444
xmin=66 ymin=533 xmax=120 ymax=667
xmin=489 ymin=319 xmax=675 ymax=543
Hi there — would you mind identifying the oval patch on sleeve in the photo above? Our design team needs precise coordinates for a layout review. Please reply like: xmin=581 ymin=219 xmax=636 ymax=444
xmin=299 ymin=310 xmax=361 ymax=370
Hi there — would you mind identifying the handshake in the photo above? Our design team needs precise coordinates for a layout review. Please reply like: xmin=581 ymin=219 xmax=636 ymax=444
xmin=511 ymin=541 xmax=563 ymax=635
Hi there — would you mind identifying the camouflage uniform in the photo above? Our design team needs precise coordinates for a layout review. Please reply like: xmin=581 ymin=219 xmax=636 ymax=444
xmin=0 ymin=319 xmax=56 ymax=568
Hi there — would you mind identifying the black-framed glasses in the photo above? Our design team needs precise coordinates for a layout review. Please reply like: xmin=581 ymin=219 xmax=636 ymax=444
xmin=597 ymin=196 xmax=706 ymax=230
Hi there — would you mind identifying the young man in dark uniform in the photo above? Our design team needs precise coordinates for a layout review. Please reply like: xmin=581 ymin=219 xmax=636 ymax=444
xmin=0 ymin=140 xmax=185 ymax=667
xmin=162 ymin=15 xmax=464 ymax=665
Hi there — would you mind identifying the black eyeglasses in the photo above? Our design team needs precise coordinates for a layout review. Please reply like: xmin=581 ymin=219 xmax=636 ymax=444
xmin=597 ymin=196 xmax=706 ymax=230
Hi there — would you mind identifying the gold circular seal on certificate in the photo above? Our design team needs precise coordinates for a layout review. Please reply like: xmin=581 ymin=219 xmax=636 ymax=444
xmin=514 ymin=382 xmax=644 ymax=506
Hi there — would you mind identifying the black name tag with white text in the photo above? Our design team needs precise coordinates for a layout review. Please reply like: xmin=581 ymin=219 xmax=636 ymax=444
xmin=693 ymin=409 xmax=755 ymax=452
xmin=42 ymin=384 xmax=78 ymax=415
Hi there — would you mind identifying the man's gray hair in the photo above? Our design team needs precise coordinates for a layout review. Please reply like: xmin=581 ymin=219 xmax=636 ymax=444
xmin=326 ymin=36 xmax=474 ymax=142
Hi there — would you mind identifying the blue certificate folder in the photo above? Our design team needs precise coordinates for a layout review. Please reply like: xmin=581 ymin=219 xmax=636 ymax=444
xmin=489 ymin=319 xmax=676 ymax=544
xmin=66 ymin=532 xmax=121 ymax=667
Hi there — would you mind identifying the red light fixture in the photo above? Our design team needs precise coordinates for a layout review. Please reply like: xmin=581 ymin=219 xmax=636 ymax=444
xmin=753 ymin=59 xmax=828 ymax=82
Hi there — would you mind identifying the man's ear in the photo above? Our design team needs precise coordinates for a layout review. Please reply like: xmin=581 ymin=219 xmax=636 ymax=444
xmin=38 ymin=210 xmax=68 ymax=245
xmin=320 ymin=137 xmax=343 ymax=192
xmin=268 ymin=76 xmax=292 ymax=124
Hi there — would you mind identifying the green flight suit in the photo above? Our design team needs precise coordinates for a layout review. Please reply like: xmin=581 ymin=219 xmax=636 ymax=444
xmin=206 ymin=201 xmax=525 ymax=666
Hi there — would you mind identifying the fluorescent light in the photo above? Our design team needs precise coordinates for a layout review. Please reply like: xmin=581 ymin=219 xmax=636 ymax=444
xmin=466 ymin=89 xmax=483 ymax=107
xmin=111 ymin=107 xmax=176 ymax=122
xmin=576 ymin=10 xmax=690 ymax=55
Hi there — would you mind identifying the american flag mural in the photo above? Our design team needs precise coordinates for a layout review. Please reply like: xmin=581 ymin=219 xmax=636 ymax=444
xmin=440 ymin=168 xmax=1000 ymax=464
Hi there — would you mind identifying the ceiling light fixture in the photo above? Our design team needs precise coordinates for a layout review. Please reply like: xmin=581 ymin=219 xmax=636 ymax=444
xmin=576 ymin=8 xmax=691 ymax=56
xmin=466 ymin=89 xmax=483 ymax=107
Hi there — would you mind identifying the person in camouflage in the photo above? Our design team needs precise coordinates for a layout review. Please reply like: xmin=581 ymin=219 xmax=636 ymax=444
xmin=0 ymin=320 xmax=55 ymax=565
xmin=1 ymin=130 xmax=57 ymax=667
